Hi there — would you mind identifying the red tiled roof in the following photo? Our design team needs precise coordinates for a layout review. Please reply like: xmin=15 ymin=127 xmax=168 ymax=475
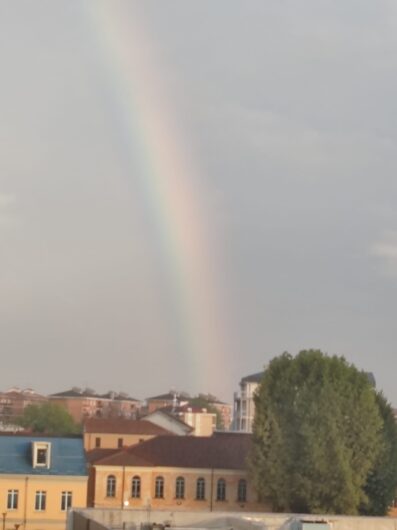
xmin=93 ymin=432 xmax=252 ymax=470
xmin=83 ymin=418 xmax=172 ymax=435
xmin=85 ymin=448 xmax=119 ymax=464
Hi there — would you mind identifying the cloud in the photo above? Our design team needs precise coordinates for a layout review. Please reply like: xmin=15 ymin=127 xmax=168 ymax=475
xmin=371 ymin=232 xmax=397 ymax=276
xmin=0 ymin=193 xmax=15 ymax=208
xmin=0 ymin=193 xmax=17 ymax=228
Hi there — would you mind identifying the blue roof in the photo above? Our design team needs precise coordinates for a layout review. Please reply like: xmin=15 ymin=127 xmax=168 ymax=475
xmin=0 ymin=436 xmax=87 ymax=476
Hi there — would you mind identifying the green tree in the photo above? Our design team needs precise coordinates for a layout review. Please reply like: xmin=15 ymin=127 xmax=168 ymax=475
xmin=249 ymin=350 xmax=383 ymax=515
xmin=361 ymin=393 xmax=397 ymax=515
xmin=17 ymin=402 xmax=81 ymax=434
xmin=189 ymin=396 xmax=224 ymax=429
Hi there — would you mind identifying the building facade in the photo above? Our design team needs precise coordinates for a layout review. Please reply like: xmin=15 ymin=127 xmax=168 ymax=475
xmin=0 ymin=434 xmax=87 ymax=530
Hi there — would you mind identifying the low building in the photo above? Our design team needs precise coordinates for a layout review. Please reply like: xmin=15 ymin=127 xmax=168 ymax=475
xmin=88 ymin=432 xmax=265 ymax=512
xmin=49 ymin=388 xmax=140 ymax=423
xmin=0 ymin=434 xmax=88 ymax=530
xmin=83 ymin=418 xmax=173 ymax=450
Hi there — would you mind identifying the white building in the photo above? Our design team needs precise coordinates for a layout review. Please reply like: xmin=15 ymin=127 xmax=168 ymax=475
xmin=232 ymin=371 xmax=264 ymax=432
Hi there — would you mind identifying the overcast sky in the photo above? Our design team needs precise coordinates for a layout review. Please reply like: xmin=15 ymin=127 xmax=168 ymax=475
xmin=1 ymin=1 xmax=397 ymax=403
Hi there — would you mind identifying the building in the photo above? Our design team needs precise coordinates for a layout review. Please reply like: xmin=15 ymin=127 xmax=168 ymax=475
xmin=88 ymin=432 xmax=265 ymax=512
xmin=143 ymin=409 xmax=193 ymax=436
xmin=204 ymin=397 xmax=233 ymax=431
xmin=145 ymin=391 xmax=190 ymax=414
xmin=232 ymin=372 xmax=264 ymax=432
xmin=83 ymin=418 xmax=173 ymax=450
xmin=159 ymin=405 xmax=216 ymax=436
xmin=49 ymin=388 xmax=140 ymax=423
xmin=0 ymin=434 xmax=88 ymax=530
xmin=0 ymin=388 xmax=47 ymax=428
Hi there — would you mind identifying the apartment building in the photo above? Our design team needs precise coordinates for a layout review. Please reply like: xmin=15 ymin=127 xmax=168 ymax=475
xmin=49 ymin=388 xmax=140 ymax=423
xmin=0 ymin=388 xmax=47 ymax=427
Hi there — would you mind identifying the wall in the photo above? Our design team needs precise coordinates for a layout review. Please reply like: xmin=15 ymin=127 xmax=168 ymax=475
xmin=85 ymin=433 xmax=156 ymax=451
xmin=0 ymin=474 xmax=88 ymax=528
xmin=71 ymin=508 xmax=397 ymax=530
xmin=93 ymin=466 xmax=265 ymax=513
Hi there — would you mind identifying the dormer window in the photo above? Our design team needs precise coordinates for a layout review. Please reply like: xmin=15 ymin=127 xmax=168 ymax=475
xmin=32 ymin=442 xmax=51 ymax=468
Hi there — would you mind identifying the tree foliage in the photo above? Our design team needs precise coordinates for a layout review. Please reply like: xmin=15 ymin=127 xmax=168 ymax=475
xmin=249 ymin=350 xmax=387 ymax=515
xmin=361 ymin=392 xmax=397 ymax=515
xmin=17 ymin=402 xmax=81 ymax=434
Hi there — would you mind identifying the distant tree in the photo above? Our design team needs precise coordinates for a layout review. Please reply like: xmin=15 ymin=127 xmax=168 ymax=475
xmin=17 ymin=403 xmax=81 ymax=434
xmin=189 ymin=396 xmax=224 ymax=429
xmin=249 ymin=350 xmax=383 ymax=515
xmin=361 ymin=393 xmax=397 ymax=515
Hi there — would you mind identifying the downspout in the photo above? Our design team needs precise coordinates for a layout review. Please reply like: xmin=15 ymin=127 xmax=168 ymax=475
xmin=23 ymin=477 xmax=28 ymax=527
xmin=121 ymin=466 xmax=126 ymax=509
xmin=210 ymin=468 xmax=214 ymax=512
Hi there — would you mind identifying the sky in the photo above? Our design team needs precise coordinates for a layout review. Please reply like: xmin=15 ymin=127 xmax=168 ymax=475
xmin=1 ymin=1 xmax=397 ymax=404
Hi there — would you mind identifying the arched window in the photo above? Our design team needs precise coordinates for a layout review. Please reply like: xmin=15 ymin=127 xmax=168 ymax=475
xmin=131 ymin=476 xmax=141 ymax=498
xmin=155 ymin=476 xmax=164 ymax=499
xmin=175 ymin=476 xmax=185 ymax=499
xmin=196 ymin=477 xmax=205 ymax=500
xmin=106 ymin=475 xmax=116 ymax=497
xmin=216 ymin=478 xmax=226 ymax=501
xmin=237 ymin=479 xmax=247 ymax=502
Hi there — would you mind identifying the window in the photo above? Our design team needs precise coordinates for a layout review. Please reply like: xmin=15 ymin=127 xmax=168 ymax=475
xmin=131 ymin=476 xmax=141 ymax=498
xmin=106 ymin=475 xmax=116 ymax=497
xmin=196 ymin=478 xmax=205 ymax=500
xmin=61 ymin=491 xmax=72 ymax=511
xmin=37 ymin=449 xmax=47 ymax=464
xmin=118 ymin=438 xmax=123 ymax=448
xmin=7 ymin=490 xmax=18 ymax=510
xmin=175 ymin=477 xmax=185 ymax=499
xmin=237 ymin=479 xmax=247 ymax=502
xmin=216 ymin=478 xmax=226 ymax=501
xmin=155 ymin=476 xmax=164 ymax=499
xmin=35 ymin=491 xmax=46 ymax=511
xmin=32 ymin=442 xmax=51 ymax=468
xmin=95 ymin=437 xmax=101 ymax=448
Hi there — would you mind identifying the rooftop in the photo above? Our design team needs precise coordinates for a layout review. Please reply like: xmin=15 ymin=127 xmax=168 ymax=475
xmin=241 ymin=372 xmax=264 ymax=384
xmin=92 ymin=432 xmax=252 ymax=470
xmin=84 ymin=418 xmax=172 ymax=435
xmin=0 ymin=435 xmax=87 ymax=476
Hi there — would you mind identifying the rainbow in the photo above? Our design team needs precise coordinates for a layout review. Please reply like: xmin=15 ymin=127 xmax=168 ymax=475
xmin=85 ymin=4 xmax=229 ymax=391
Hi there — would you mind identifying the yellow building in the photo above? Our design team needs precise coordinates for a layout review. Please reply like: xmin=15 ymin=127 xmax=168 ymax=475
xmin=83 ymin=418 xmax=173 ymax=451
xmin=0 ymin=434 xmax=88 ymax=530
xmin=88 ymin=432 xmax=267 ymax=512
